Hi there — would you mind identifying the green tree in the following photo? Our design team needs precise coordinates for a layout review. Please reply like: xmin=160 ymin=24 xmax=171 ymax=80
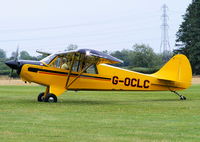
xmin=131 ymin=44 xmax=162 ymax=68
xmin=19 ymin=51 xmax=37 ymax=60
xmin=111 ymin=44 xmax=163 ymax=69
xmin=19 ymin=51 xmax=32 ymax=60
xmin=0 ymin=49 xmax=6 ymax=60
xmin=65 ymin=44 xmax=78 ymax=51
xmin=175 ymin=0 xmax=200 ymax=74
xmin=0 ymin=49 xmax=10 ymax=76
xmin=111 ymin=49 xmax=130 ymax=66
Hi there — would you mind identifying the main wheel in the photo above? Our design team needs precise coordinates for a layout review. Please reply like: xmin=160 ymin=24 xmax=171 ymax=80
xmin=44 ymin=93 xmax=57 ymax=103
xmin=38 ymin=92 xmax=45 ymax=102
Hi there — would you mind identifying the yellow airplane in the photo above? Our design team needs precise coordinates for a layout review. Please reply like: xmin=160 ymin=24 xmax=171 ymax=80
xmin=5 ymin=49 xmax=192 ymax=102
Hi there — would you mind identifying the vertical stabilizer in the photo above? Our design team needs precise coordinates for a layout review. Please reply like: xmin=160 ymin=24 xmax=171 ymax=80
xmin=152 ymin=54 xmax=192 ymax=86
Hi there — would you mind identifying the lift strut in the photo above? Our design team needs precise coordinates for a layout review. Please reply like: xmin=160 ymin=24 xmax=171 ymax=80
xmin=65 ymin=54 xmax=98 ymax=89
xmin=66 ymin=62 xmax=94 ymax=89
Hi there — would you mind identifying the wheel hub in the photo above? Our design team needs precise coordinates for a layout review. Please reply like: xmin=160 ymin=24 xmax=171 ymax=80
xmin=48 ymin=97 xmax=55 ymax=103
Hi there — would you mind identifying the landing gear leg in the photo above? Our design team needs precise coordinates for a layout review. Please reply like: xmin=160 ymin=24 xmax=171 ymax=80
xmin=171 ymin=90 xmax=186 ymax=100
xmin=37 ymin=86 xmax=58 ymax=103
xmin=38 ymin=87 xmax=49 ymax=102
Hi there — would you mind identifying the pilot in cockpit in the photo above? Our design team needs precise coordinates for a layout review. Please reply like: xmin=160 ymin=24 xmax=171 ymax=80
xmin=61 ymin=58 xmax=69 ymax=70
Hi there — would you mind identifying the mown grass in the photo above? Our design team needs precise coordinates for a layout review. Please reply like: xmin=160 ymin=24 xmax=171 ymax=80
xmin=0 ymin=85 xmax=200 ymax=142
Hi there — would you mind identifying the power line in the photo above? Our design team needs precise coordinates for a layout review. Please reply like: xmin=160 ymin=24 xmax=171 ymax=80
xmin=0 ymin=25 xmax=159 ymax=42
xmin=0 ymin=12 xmax=160 ymax=33
xmin=6 ymin=6 xmax=185 ymax=33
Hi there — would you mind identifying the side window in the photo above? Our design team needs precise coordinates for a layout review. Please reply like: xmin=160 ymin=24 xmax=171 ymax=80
xmin=54 ymin=58 xmax=61 ymax=68
xmin=60 ymin=58 xmax=70 ymax=70
xmin=83 ymin=56 xmax=98 ymax=74
xmin=72 ymin=61 xmax=79 ymax=72
xmin=85 ymin=64 xmax=98 ymax=74
xmin=50 ymin=56 xmax=69 ymax=69
xmin=50 ymin=57 xmax=61 ymax=68
xmin=48 ymin=53 xmax=98 ymax=74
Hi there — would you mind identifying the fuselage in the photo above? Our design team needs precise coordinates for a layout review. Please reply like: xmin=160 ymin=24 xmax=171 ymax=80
xmin=19 ymin=62 xmax=188 ymax=96
xmin=5 ymin=49 xmax=192 ymax=102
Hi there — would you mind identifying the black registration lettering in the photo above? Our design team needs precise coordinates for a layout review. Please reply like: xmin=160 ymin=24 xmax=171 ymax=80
xmin=144 ymin=80 xmax=150 ymax=88
xmin=112 ymin=76 xmax=119 ymax=85
xmin=131 ymin=78 xmax=137 ymax=87
xmin=137 ymin=79 xmax=143 ymax=88
xmin=124 ymin=78 xmax=130 ymax=86
xmin=112 ymin=76 xmax=150 ymax=89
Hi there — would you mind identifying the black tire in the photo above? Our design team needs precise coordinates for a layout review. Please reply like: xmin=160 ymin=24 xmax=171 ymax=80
xmin=38 ymin=92 xmax=45 ymax=102
xmin=44 ymin=93 xmax=57 ymax=103
xmin=180 ymin=96 xmax=186 ymax=100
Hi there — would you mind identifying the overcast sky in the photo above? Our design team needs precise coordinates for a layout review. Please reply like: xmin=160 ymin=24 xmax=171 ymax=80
xmin=0 ymin=0 xmax=192 ymax=56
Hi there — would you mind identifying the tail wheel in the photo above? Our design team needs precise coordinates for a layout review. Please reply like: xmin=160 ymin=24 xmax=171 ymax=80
xmin=38 ymin=92 xmax=45 ymax=102
xmin=180 ymin=96 xmax=186 ymax=100
xmin=44 ymin=93 xmax=57 ymax=103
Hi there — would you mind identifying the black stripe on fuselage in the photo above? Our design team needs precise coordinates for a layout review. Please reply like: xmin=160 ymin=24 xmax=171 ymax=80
xmin=28 ymin=67 xmax=111 ymax=80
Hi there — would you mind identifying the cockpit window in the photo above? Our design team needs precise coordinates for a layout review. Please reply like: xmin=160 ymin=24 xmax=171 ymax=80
xmin=50 ymin=57 xmax=61 ymax=68
xmin=43 ymin=53 xmax=98 ymax=74
xmin=41 ymin=54 xmax=57 ymax=65
xmin=85 ymin=64 xmax=98 ymax=74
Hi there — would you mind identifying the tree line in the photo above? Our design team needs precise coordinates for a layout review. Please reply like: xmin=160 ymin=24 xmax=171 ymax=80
xmin=110 ymin=44 xmax=170 ymax=73
xmin=0 ymin=44 xmax=170 ymax=77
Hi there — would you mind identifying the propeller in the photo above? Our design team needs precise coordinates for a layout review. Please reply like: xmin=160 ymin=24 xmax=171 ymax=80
xmin=14 ymin=48 xmax=19 ymax=62
xmin=6 ymin=48 xmax=19 ymax=78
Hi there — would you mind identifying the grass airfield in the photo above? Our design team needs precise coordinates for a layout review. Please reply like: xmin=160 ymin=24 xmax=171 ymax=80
xmin=0 ymin=85 xmax=200 ymax=142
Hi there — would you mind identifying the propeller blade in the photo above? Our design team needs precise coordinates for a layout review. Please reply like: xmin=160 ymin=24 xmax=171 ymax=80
xmin=9 ymin=69 xmax=13 ymax=78
xmin=14 ymin=48 xmax=19 ymax=62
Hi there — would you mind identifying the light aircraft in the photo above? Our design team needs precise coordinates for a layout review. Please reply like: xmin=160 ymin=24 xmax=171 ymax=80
xmin=5 ymin=49 xmax=192 ymax=102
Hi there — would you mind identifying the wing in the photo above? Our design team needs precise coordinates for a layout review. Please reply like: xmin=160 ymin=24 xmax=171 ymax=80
xmin=56 ymin=49 xmax=123 ymax=64
xmin=36 ymin=50 xmax=52 ymax=56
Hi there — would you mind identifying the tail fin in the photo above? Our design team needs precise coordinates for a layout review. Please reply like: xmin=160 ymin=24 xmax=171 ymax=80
xmin=152 ymin=54 xmax=192 ymax=88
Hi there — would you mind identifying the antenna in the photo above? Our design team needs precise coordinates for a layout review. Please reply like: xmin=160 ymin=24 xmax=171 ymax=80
xmin=160 ymin=4 xmax=171 ymax=61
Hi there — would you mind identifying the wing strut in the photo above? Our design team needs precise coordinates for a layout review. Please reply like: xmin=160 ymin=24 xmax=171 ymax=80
xmin=65 ymin=57 xmax=98 ymax=90
xmin=65 ymin=53 xmax=76 ymax=89
xmin=66 ymin=62 xmax=94 ymax=89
